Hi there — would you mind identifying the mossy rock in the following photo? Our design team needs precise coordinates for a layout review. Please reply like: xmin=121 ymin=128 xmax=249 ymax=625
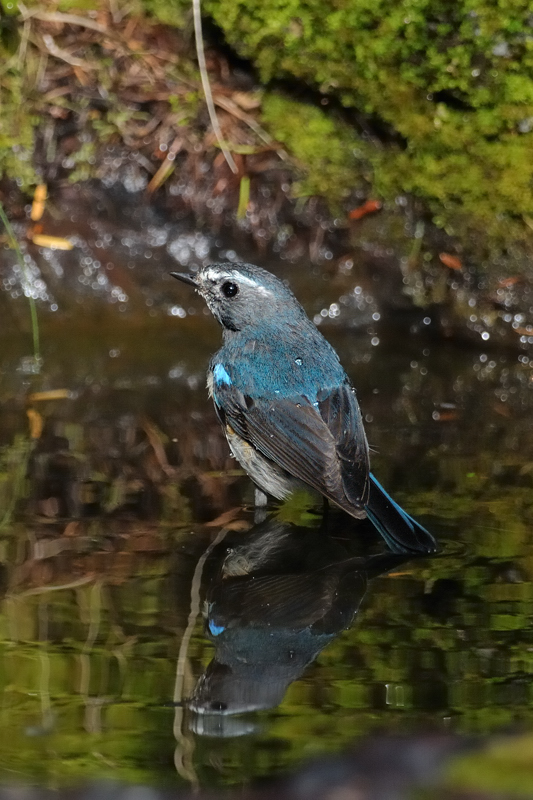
xmin=200 ymin=0 xmax=533 ymax=243
xmin=261 ymin=93 xmax=372 ymax=201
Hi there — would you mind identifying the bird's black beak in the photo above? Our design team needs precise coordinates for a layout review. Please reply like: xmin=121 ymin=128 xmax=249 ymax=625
xmin=170 ymin=271 xmax=198 ymax=287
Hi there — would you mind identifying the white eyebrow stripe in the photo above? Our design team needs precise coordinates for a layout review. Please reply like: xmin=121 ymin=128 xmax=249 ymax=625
xmin=235 ymin=274 xmax=259 ymax=287
xmin=202 ymin=268 xmax=225 ymax=282
xmin=202 ymin=269 xmax=273 ymax=296
xmin=255 ymin=285 xmax=273 ymax=297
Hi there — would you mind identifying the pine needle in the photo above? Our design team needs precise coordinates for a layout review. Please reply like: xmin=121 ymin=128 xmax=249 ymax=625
xmin=237 ymin=175 xmax=250 ymax=219
xmin=0 ymin=202 xmax=41 ymax=363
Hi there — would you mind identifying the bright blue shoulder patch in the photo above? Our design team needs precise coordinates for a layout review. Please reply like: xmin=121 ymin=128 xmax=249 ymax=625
xmin=213 ymin=363 xmax=232 ymax=385
xmin=208 ymin=620 xmax=225 ymax=636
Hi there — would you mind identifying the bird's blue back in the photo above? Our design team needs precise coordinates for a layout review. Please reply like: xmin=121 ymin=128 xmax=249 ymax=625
xmin=210 ymin=318 xmax=348 ymax=401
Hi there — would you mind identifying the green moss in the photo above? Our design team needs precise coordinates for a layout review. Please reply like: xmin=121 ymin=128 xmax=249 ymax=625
xmin=4 ymin=0 xmax=533 ymax=247
xmin=203 ymin=0 xmax=533 ymax=243
xmin=0 ymin=73 xmax=40 ymax=189
xmin=135 ymin=0 xmax=190 ymax=29
xmin=261 ymin=93 xmax=371 ymax=202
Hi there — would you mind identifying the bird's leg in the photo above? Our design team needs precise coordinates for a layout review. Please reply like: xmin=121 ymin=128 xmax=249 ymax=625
xmin=254 ymin=487 xmax=268 ymax=524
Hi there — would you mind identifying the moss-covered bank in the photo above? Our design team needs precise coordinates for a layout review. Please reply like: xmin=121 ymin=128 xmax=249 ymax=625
xmin=199 ymin=0 xmax=533 ymax=244
xmin=3 ymin=0 xmax=533 ymax=257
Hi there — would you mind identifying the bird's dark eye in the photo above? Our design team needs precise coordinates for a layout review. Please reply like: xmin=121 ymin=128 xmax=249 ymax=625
xmin=221 ymin=281 xmax=239 ymax=298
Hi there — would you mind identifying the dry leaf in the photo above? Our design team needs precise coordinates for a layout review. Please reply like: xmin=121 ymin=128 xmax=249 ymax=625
xmin=29 ymin=389 xmax=70 ymax=402
xmin=146 ymin=137 xmax=182 ymax=194
xmin=30 ymin=184 xmax=47 ymax=221
xmin=27 ymin=408 xmax=44 ymax=439
xmin=498 ymin=276 xmax=522 ymax=287
xmin=439 ymin=253 xmax=463 ymax=270
xmin=349 ymin=199 xmax=382 ymax=220
xmin=205 ymin=508 xmax=244 ymax=528
xmin=31 ymin=234 xmax=74 ymax=250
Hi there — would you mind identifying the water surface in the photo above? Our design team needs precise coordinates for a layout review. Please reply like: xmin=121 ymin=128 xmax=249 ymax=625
xmin=1 ymin=191 xmax=533 ymax=789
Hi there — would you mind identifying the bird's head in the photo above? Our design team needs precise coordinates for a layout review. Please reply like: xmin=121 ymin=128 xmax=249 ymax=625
xmin=171 ymin=262 xmax=305 ymax=331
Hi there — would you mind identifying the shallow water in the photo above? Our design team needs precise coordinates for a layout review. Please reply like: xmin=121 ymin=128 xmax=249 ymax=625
xmin=1 ymin=190 xmax=533 ymax=790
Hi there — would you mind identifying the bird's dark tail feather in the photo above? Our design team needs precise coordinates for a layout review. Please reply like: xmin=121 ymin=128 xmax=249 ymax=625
xmin=365 ymin=473 xmax=437 ymax=555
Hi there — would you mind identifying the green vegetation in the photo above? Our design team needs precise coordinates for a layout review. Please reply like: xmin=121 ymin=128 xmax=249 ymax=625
xmin=0 ymin=77 xmax=39 ymax=188
xmin=0 ymin=202 xmax=40 ymax=362
xmin=2 ymin=0 xmax=533 ymax=248
xmin=261 ymin=94 xmax=371 ymax=202
xmin=202 ymin=0 xmax=533 ymax=243
xmin=0 ymin=0 xmax=202 ymax=191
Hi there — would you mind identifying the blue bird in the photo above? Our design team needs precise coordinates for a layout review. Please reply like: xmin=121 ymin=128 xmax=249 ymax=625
xmin=171 ymin=263 xmax=436 ymax=554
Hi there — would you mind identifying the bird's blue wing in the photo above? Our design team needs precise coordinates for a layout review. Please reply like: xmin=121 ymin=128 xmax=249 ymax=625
xmin=213 ymin=381 xmax=369 ymax=513
xmin=317 ymin=384 xmax=370 ymax=506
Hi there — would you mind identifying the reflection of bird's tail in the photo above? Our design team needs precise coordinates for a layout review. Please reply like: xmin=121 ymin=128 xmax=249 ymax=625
xmin=365 ymin=473 xmax=437 ymax=554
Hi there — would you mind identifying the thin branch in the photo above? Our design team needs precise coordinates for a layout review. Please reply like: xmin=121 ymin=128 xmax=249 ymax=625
xmin=41 ymin=33 xmax=95 ymax=68
xmin=214 ymin=94 xmax=289 ymax=161
xmin=192 ymin=0 xmax=238 ymax=174
xmin=18 ymin=5 xmax=108 ymax=34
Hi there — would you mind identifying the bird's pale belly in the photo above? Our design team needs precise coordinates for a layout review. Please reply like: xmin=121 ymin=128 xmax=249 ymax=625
xmin=225 ymin=424 xmax=304 ymax=501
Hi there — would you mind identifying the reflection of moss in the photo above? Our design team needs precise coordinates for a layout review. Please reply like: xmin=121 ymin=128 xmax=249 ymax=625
xmin=447 ymin=735 xmax=533 ymax=796
xmin=274 ymin=486 xmax=322 ymax=526
xmin=204 ymin=0 xmax=533 ymax=243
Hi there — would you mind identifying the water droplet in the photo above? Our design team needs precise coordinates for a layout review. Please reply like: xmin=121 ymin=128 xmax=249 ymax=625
xmin=295 ymin=358 xmax=303 ymax=366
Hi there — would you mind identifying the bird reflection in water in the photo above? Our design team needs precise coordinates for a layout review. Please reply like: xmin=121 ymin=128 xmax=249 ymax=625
xmin=187 ymin=513 xmax=433 ymax=736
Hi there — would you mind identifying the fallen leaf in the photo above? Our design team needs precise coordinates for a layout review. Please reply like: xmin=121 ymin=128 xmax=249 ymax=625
xmin=31 ymin=184 xmax=48 ymax=221
xmin=141 ymin=418 xmax=174 ymax=477
xmin=28 ymin=389 xmax=70 ymax=402
xmin=349 ymin=199 xmax=382 ymax=220
xmin=73 ymin=66 xmax=90 ymax=86
xmin=27 ymin=408 xmax=43 ymax=439
xmin=31 ymin=234 xmax=73 ymax=250
xmin=439 ymin=252 xmax=462 ymax=270
xmin=63 ymin=521 xmax=80 ymax=537
xmin=146 ymin=136 xmax=182 ymax=194
xmin=433 ymin=410 xmax=460 ymax=421
xmin=498 ymin=276 xmax=523 ymax=287
xmin=493 ymin=403 xmax=512 ymax=418
xmin=387 ymin=571 xmax=414 ymax=578
xmin=205 ymin=507 xmax=243 ymax=527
